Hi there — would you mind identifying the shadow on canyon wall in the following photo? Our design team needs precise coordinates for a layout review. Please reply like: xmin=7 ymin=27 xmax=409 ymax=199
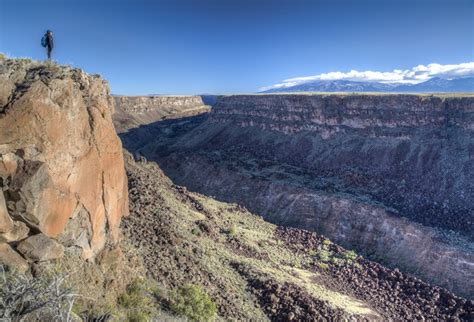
xmin=118 ymin=113 xmax=474 ymax=298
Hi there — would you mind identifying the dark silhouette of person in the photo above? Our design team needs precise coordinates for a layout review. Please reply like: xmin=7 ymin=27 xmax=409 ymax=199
xmin=43 ymin=30 xmax=54 ymax=60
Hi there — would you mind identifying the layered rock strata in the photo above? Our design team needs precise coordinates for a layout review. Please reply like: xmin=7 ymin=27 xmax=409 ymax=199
xmin=113 ymin=95 xmax=211 ymax=133
xmin=117 ymin=93 xmax=474 ymax=297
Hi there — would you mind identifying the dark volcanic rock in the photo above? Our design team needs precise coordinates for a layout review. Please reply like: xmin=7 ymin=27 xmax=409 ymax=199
xmin=117 ymin=93 xmax=474 ymax=298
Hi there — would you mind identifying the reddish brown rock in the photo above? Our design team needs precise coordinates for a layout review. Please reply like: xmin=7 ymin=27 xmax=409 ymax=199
xmin=0 ymin=59 xmax=128 ymax=258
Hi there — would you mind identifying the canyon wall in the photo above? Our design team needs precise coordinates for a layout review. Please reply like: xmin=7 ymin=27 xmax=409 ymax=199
xmin=192 ymin=94 xmax=474 ymax=238
xmin=118 ymin=93 xmax=474 ymax=297
xmin=113 ymin=95 xmax=210 ymax=133
xmin=0 ymin=59 xmax=128 ymax=264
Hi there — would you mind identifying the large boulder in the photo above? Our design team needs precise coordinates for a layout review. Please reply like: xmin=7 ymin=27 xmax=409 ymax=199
xmin=0 ymin=220 xmax=29 ymax=243
xmin=17 ymin=233 xmax=64 ymax=262
xmin=0 ymin=243 xmax=29 ymax=272
xmin=0 ymin=59 xmax=128 ymax=259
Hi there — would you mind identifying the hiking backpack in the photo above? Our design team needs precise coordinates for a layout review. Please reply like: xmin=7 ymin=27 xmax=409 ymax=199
xmin=41 ymin=35 xmax=47 ymax=47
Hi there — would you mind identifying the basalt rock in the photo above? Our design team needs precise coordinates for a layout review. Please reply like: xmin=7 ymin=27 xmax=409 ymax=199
xmin=17 ymin=233 xmax=64 ymax=262
xmin=0 ymin=59 xmax=128 ymax=259
xmin=117 ymin=93 xmax=474 ymax=297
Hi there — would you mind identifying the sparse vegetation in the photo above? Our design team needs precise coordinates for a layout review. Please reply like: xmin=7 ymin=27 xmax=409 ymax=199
xmin=318 ymin=249 xmax=331 ymax=262
xmin=226 ymin=224 xmax=237 ymax=236
xmin=191 ymin=227 xmax=201 ymax=236
xmin=343 ymin=250 xmax=358 ymax=262
xmin=118 ymin=278 xmax=158 ymax=321
xmin=0 ymin=53 xmax=6 ymax=60
xmin=0 ymin=266 xmax=78 ymax=320
xmin=317 ymin=262 xmax=329 ymax=270
xmin=169 ymin=284 xmax=217 ymax=322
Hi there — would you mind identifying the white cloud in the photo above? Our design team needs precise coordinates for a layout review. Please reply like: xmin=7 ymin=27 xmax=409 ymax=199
xmin=260 ymin=62 xmax=474 ymax=91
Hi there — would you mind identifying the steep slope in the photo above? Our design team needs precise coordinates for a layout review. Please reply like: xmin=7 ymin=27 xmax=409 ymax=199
xmin=119 ymin=93 xmax=474 ymax=298
xmin=123 ymin=155 xmax=473 ymax=320
xmin=113 ymin=95 xmax=211 ymax=133
xmin=0 ymin=58 xmax=128 ymax=261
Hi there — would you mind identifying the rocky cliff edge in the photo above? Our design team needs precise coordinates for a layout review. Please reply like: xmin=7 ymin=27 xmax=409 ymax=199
xmin=0 ymin=58 xmax=128 ymax=263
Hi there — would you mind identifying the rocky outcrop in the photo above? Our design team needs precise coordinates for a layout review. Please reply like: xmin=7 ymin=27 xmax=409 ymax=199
xmin=0 ymin=59 xmax=128 ymax=261
xmin=113 ymin=95 xmax=211 ymax=133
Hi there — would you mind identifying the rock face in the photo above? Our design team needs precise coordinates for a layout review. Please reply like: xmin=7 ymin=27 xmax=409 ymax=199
xmin=113 ymin=95 xmax=211 ymax=133
xmin=204 ymin=94 xmax=474 ymax=236
xmin=117 ymin=93 xmax=474 ymax=297
xmin=0 ymin=59 xmax=128 ymax=259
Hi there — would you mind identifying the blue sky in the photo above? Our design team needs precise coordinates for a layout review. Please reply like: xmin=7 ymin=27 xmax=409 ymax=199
xmin=1 ymin=0 xmax=473 ymax=94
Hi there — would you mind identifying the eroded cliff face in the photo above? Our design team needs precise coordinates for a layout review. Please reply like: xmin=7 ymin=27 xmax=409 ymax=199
xmin=209 ymin=94 xmax=473 ymax=136
xmin=118 ymin=93 xmax=474 ymax=297
xmin=113 ymin=95 xmax=211 ymax=133
xmin=192 ymin=94 xmax=474 ymax=238
xmin=0 ymin=59 xmax=128 ymax=261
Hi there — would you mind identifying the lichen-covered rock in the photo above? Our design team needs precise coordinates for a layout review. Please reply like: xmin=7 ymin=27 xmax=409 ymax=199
xmin=0 ymin=59 xmax=128 ymax=259
xmin=0 ymin=243 xmax=29 ymax=272
xmin=17 ymin=233 xmax=64 ymax=262
xmin=0 ymin=220 xmax=29 ymax=243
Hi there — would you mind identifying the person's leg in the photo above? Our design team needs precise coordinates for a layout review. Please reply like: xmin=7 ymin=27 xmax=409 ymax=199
xmin=47 ymin=47 xmax=51 ymax=60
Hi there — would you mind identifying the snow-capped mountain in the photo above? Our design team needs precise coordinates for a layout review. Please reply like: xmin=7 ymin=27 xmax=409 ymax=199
xmin=260 ymin=77 xmax=474 ymax=93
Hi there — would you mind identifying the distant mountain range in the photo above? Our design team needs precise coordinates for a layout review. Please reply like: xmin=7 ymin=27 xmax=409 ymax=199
xmin=260 ymin=77 xmax=474 ymax=93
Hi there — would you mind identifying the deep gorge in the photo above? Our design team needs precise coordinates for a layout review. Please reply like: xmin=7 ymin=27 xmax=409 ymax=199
xmin=116 ymin=93 xmax=474 ymax=298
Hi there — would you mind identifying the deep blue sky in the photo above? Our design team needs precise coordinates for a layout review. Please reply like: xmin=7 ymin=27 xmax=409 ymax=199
xmin=1 ymin=0 xmax=473 ymax=94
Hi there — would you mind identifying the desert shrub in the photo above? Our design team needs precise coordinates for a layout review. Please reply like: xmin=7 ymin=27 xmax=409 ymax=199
xmin=118 ymin=278 xmax=158 ymax=321
xmin=0 ymin=266 xmax=78 ymax=321
xmin=227 ymin=225 xmax=237 ymax=236
xmin=0 ymin=53 xmax=6 ymax=60
xmin=16 ymin=57 xmax=32 ymax=64
xmin=330 ymin=257 xmax=344 ymax=266
xmin=343 ymin=250 xmax=358 ymax=262
xmin=169 ymin=284 xmax=216 ymax=322
xmin=317 ymin=262 xmax=329 ymax=270
xmin=191 ymin=227 xmax=201 ymax=236
xmin=318 ymin=249 xmax=331 ymax=262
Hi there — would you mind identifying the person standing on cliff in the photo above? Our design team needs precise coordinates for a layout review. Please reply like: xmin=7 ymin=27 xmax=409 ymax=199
xmin=41 ymin=30 xmax=54 ymax=60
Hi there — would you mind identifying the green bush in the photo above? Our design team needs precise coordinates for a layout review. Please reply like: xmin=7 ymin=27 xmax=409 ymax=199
xmin=118 ymin=278 xmax=157 ymax=321
xmin=343 ymin=250 xmax=358 ymax=262
xmin=0 ymin=53 xmax=6 ymax=60
xmin=170 ymin=284 xmax=216 ymax=322
xmin=317 ymin=262 xmax=329 ymax=270
xmin=318 ymin=249 xmax=331 ymax=262
xmin=322 ymin=239 xmax=331 ymax=246
xmin=226 ymin=225 xmax=237 ymax=236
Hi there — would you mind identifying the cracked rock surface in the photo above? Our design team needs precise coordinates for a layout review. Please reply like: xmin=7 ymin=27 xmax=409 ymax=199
xmin=0 ymin=58 xmax=128 ymax=259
